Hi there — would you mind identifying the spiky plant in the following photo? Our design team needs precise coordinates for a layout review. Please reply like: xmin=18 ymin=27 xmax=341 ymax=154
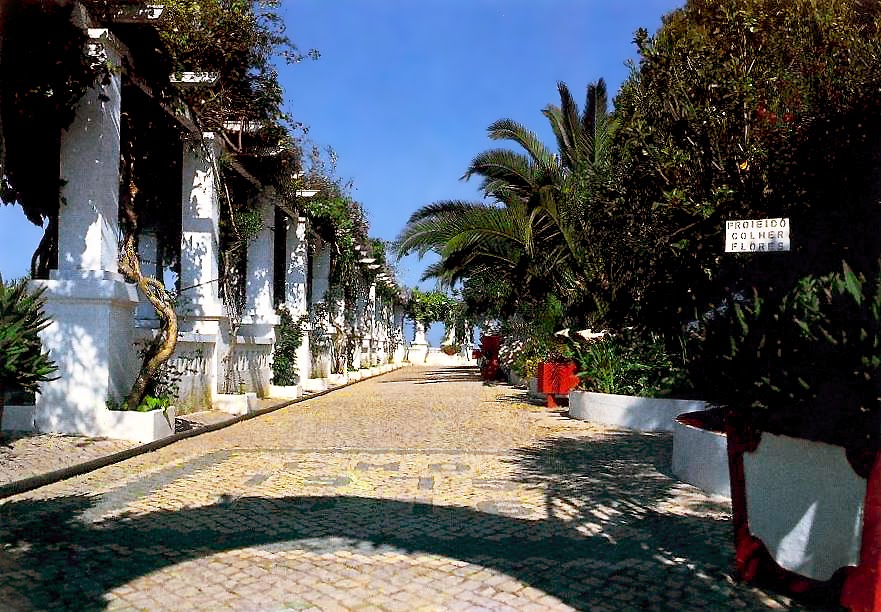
xmin=0 ymin=276 xmax=57 ymax=432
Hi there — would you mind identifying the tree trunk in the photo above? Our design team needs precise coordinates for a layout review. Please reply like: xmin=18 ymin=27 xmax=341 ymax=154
xmin=118 ymin=232 xmax=178 ymax=410
xmin=117 ymin=134 xmax=179 ymax=410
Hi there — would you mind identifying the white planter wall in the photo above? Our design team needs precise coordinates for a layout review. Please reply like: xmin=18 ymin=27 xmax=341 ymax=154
xmin=672 ymin=415 xmax=730 ymax=498
xmin=1 ymin=405 xmax=37 ymax=432
xmin=101 ymin=406 xmax=175 ymax=443
xmin=569 ymin=391 xmax=706 ymax=432
xmin=744 ymin=433 xmax=866 ymax=581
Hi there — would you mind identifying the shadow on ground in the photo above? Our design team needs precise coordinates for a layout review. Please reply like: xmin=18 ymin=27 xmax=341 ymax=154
xmin=0 ymin=432 xmax=808 ymax=610
xmin=380 ymin=366 xmax=483 ymax=384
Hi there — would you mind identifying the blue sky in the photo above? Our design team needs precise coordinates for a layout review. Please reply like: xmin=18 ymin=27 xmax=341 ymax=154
xmin=0 ymin=0 xmax=683 ymax=341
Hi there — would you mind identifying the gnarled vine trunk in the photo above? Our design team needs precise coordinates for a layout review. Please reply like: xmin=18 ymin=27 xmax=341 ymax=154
xmin=117 ymin=132 xmax=178 ymax=410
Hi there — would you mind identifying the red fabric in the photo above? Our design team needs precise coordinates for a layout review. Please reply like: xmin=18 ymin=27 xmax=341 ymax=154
xmin=841 ymin=452 xmax=881 ymax=611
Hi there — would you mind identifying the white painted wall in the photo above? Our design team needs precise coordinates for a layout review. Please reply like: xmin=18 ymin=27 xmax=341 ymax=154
xmin=672 ymin=417 xmax=730 ymax=498
xmin=744 ymin=433 xmax=866 ymax=581
xmin=569 ymin=391 xmax=706 ymax=433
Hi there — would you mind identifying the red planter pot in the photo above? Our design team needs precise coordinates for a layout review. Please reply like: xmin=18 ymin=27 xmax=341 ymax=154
xmin=479 ymin=335 xmax=502 ymax=381
xmin=726 ymin=412 xmax=881 ymax=610
xmin=536 ymin=361 xmax=579 ymax=408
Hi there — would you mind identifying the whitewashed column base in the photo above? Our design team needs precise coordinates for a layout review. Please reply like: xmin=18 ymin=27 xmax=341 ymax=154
xmin=33 ymin=273 xmax=140 ymax=437
xmin=1 ymin=405 xmax=37 ymax=432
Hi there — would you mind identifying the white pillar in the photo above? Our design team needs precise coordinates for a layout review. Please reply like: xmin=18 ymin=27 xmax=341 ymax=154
xmin=177 ymin=133 xmax=226 ymax=409
xmin=55 ymin=30 xmax=123 ymax=277
xmin=393 ymin=303 xmax=406 ymax=363
xmin=307 ymin=241 xmax=333 ymax=378
xmin=34 ymin=29 xmax=139 ymax=436
xmin=180 ymin=133 xmax=224 ymax=319
xmin=366 ymin=282 xmax=377 ymax=365
xmin=285 ymin=216 xmax=308 ymax=315
xmin=409 ymin=319 xmax=429 ymax=364
xmin=238 ymin=192 xmax=278 ymax=396
xmin=285 ymin=216 xmax=310 ymax=386
xmin=310 ymin=241 xmax=331 ymax=306
xmin=244 ymin=193 xmax=276 ymax=321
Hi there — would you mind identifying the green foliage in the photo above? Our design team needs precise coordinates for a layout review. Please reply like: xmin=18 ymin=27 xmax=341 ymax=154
xmin=396 ymin=80 xmax=614 ymax=322
xmin=405 ymin=289 xmax=455 ymax=326
xmin=609 ymin=0 xmax=881 ymax=332
xmin=137 ymin=395 xmax=171 ymax=412
xmin=271 ymin=307 xmax=307 ymax=386
xmin=500 ymin=296 xmax=572 ymax=378
xmin=688 ymin=260 xmax=881 ymax=447
xmin=0 ymin=276 xmax=57 ymax=398
xmin=563 ymin=330 xmax=685 ymax=397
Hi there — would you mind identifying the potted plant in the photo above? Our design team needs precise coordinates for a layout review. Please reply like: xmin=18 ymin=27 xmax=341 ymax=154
xmin=691 ymin=262 xmax=881 ymax=608
xmin=534 ymin=346 xmax=579 ymax=408
xmin=563 ymin=328 xmax=701 ymax=431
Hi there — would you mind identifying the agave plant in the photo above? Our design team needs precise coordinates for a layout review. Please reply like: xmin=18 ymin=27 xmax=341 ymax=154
xmin=0 ymin=275 xmax=57 ymax=431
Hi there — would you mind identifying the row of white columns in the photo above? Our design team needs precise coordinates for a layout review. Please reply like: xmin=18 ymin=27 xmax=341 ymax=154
xmin=26 ymin=29 xmax=406 ymax=437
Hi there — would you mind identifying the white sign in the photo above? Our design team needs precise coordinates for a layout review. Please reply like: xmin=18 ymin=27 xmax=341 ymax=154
xmin=725 ymin=218 xmax=790 ymax=253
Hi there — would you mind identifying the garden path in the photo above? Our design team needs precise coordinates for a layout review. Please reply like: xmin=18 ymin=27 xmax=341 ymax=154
xmin=0 ymin=366 xmax=807 ymax=610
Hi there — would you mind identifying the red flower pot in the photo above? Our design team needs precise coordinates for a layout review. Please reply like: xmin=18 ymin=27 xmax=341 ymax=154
xmin=536 ymin=361 xmax=579 ymax=408
xmin=479 ymin=335 xmax=502 ymax=381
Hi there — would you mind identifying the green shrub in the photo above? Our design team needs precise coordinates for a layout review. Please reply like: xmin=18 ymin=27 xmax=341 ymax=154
xmin=0 ymin=276 xmax=57 ymax=404
xmin=688 ymin=261 xmax=881 ymax=449
xmin=271 ymin=306 xmax=306 ymax=386
xmin=566 ymin=329 xmax=685 ymax=397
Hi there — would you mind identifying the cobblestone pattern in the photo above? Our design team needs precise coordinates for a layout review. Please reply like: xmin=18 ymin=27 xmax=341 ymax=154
xmin=0 ymin=433 xmax=139 ymax=486
xmin=0 ymin=366 xmax=811 ymax=610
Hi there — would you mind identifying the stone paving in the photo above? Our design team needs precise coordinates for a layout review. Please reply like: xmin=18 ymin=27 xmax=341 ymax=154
xmin=0 ymin=366 xmax=809 ymax=610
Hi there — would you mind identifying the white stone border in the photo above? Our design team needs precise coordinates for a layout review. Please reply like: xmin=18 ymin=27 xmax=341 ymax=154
xmin=568 ymin=391 xmax=706 ymax=432
xmin=672 ymin=411 xmax=730 ymax=498
xmin=101 ymin=406 xmax=176 ymax=443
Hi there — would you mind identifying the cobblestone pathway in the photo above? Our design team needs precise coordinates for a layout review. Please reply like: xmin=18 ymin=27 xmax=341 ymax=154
xmin=0 ymin=366 xmax=804 ymax=611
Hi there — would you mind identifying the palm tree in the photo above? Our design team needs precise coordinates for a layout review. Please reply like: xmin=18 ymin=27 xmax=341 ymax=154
xmin=397 ymin=80 xmax=614 ymax=320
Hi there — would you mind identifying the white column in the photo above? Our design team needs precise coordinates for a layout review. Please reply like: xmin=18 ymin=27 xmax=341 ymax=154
xmin=393 ymin=303 xmax=407 ymax=363
xmin=310 ymin=241 xmax=331 ymax=306
xmin=177 ymin=133 xmax=226 ymax=409
xmin=286 ymin=216 xmax=310 ymax=386
xmin=34 ymin=29 xmax=139 ymax=436
xmin=237 ymin=192 xmax=278 ymax=396
xmin=409 ymin=319 xmax=429 ymax=364
xmin=366 ymin=282 xmax=377 ymax=365
xmin=244 ymin=193 xmax=276 ymax=322
xmin=55 ymin=29 xmax=123 ymax=277
xmin=285 ymin=216 xmax=308 ymax=316
xmin=180 ymin=133 xmax=224 ymax=319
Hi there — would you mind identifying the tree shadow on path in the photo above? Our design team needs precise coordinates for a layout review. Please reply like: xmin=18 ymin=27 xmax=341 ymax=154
xmin=0 ymin=431 xmax=810 ymax=610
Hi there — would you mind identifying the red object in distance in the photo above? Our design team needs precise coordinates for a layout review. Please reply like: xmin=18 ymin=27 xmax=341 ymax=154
xmin=536 ymin=361 xmax=579 ymax=408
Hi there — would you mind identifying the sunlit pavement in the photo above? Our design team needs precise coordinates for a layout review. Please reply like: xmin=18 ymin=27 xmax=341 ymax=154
xmin=0 ymin=366 xmax=805 ymax=611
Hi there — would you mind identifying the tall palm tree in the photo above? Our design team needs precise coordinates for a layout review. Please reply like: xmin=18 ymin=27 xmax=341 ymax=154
xmin=397 ymin=80 xmax=614 ymax=320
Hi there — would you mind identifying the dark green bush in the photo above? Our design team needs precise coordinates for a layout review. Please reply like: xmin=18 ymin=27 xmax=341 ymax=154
xmin=0 ymin=276 xmax=57 ymax=403
xmin=271 ymin=307 xmax=306 ymax=386
xmin=687 ymin=261 xmax=881 ymax=448
xmin=566 ymin=329 xmax=686 ymax=397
